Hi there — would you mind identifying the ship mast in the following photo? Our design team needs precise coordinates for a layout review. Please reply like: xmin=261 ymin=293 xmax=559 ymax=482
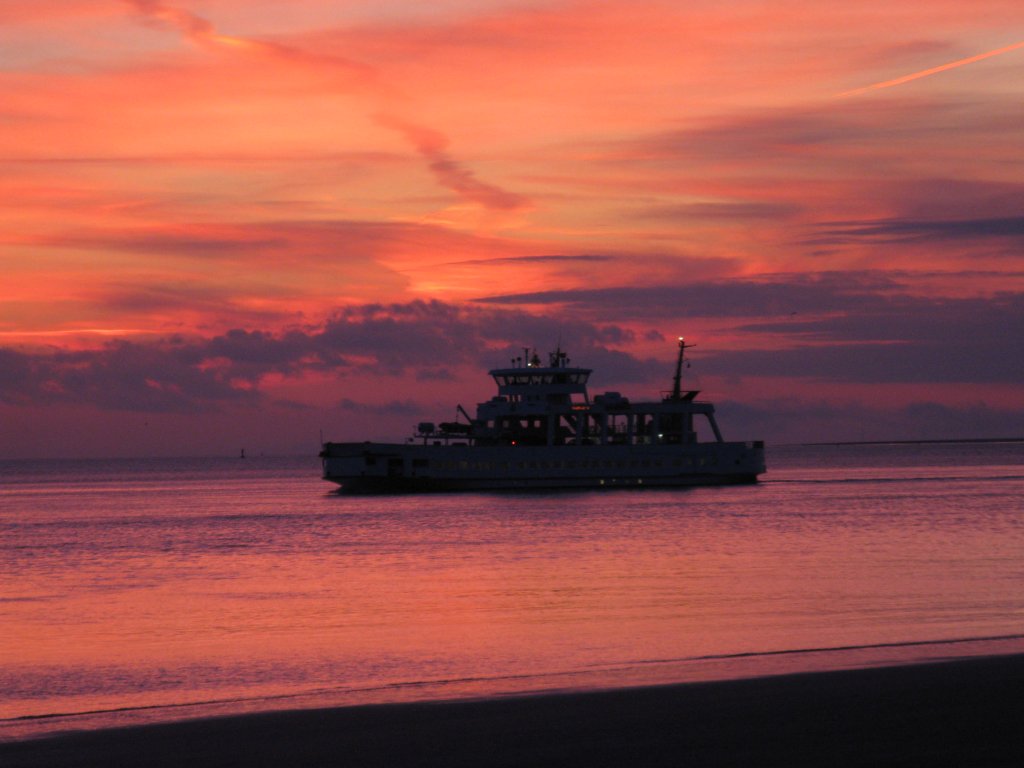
xmin=669 ymin=336 xmax=695 ymax=401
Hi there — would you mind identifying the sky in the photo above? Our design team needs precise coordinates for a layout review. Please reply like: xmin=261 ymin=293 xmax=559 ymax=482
xmin=1 ymin=0 xmax=1023 ymax=458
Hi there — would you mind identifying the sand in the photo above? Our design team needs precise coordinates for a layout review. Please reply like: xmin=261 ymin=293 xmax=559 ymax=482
xmin=3 ymin=654 xmax=1023 ymax=767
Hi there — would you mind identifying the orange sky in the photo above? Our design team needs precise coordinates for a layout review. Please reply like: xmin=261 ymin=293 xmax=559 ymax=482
xmin=2 ymin=0 xmax=1023 ymax=456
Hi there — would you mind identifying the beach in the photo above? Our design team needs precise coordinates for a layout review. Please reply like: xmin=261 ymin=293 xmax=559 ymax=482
xmin=4 ymin=653 xmax=1023 ymax=767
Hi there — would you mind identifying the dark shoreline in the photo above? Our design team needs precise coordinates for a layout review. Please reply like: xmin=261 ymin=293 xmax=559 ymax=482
xmin=802 ymin=437 xmax=1024 ymax=446
xmin=4 ymin=654 xmax=1023 ymax=767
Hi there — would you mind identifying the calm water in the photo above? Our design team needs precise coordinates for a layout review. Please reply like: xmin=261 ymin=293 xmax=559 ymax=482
xmin=2 ymin=442 xmax=1023 ymax=739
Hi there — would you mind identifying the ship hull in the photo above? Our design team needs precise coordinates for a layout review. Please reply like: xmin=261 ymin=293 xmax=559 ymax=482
xmin=321 ymin=440 xmax=765 ymax=494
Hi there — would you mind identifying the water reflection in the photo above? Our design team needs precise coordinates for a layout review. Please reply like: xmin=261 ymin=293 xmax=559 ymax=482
xmin=2 ymin=444 xmax=1022 ymax=738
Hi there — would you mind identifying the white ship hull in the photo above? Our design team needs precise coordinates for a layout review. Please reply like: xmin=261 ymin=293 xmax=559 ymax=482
xmin=321 ymin=440 xmax=765 ymax=493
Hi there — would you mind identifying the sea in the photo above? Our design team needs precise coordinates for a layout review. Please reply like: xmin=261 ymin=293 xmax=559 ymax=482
xmin=2 ymin=441 xmax=1023 ymax=741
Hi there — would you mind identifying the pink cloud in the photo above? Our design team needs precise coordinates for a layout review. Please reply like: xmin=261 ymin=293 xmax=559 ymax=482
xmin=375 ymin=114 xmax=528 ymax=211
xmin=2 ymin=1 xmax=1023 ymax=455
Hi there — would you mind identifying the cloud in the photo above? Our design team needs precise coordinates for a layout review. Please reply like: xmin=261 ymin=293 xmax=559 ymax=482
xmin=611 ymin=106 xmax=889 ymax=165
xmin=0 ymin=340 xmax=258 ymax=412
xmin=714 ymin=291 xmax=1024 ymax=384
xmin=312 ymin=300 xmax=632 ymax=371
xmin=100 ymin=0 xmax=541 ymax=224
xmin=335 ymin=398 xmax=421 ymax=416
xmin=123 ymin=0 xmax=216 ymax=44
xmin=594 ymin=97 xmax=1022 ymax=198
xmin=4 ymin=285 xmax=1021 ymax=420
xmin=30 ymin=218 xmax=454 ymax=264
xmin=814 ymin=216 xmax=1024 ymax=244
xmin=10 ymin=217 xmax=549 ymax=335
xmin=375 ymin=114 xmax=528 ymax=211
xmin=476 ymin=273 xmax=1024 ymax=385
xmin=0 ymin=349 xmax=34 ymax=400
xmin=0 ymin=301 xmax=638 ymax=412
xmin=638 ymin=202 xmax=803 ymax=222
xmin=121 ymin=0 xmax=373 ymax=75
xmin=439 ymin=254 xmax=614 ymax=267
xmin=33 ymin=227 xmax=286 ymax=258
xmin=706 ymin=336 xmax=1022 ymax=386
xmin=476 ymin=271 xmax=905 ymax=317
xmin=719 ymin=399 xmax=1024 ymax=444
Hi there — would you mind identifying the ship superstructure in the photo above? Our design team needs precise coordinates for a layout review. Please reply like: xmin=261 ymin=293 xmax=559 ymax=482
xmin=320 ymin=339 xmax=765 ymax=492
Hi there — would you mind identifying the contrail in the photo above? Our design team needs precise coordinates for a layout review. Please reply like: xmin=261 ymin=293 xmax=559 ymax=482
xmin=122 ymin=0 xmax=372 ymax=74
xmin=122 ymin=0 xmax=527 ymax=212
xmin=123 ymin=0 xmax=218 ymax=47
xmin=838 ymin=40 xmax=1024 ymax=97
xmin=375 ymin=114 xmax=528 ymax=211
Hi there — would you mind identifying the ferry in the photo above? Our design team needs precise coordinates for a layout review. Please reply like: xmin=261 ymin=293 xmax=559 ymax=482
xmin=320 ymin=339 xmax=765 ymax=492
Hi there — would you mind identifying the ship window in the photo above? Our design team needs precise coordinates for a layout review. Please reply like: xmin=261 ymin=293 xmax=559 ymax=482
xmin=412 ymin=459 xmax=428 ymax=468
xmin=365 ymin=457 xmax=377 ymax=466
xmin=459 ymin=461 xmax=468 ymax=470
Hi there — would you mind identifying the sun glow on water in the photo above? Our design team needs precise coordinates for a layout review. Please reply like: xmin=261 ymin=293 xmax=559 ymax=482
xmin=2 ymin=444 xmax=1022 ymax=738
